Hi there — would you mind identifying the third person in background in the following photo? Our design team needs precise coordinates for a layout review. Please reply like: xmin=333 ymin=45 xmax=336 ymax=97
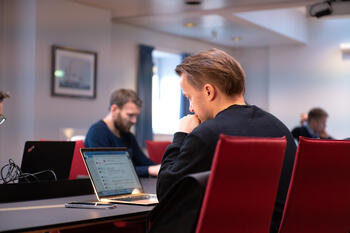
xmin=292 ymin=107 xmax=333 ymax=142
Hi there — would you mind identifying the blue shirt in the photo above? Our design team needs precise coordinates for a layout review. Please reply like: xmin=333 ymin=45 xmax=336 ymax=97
xmin=305 ymin=123 xmax=320 ymax=138
xmin=85 ymin=120 xmax=156 ymax=177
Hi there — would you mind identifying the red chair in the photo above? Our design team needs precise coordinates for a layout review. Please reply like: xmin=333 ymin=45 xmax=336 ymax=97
xmin=146 ymin=140 xmax=171 ymax=163
xmin=278 ymin=137 xmax=350 ymax=233
xmin=196 ymin=135 xmax=287 ymax=233
xmin=68 ymin=140 xmax=88 ymax=180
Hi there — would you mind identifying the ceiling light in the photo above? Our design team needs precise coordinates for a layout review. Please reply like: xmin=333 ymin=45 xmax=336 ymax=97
xmin=185 ymin=22 xmax=196 ymax=28
xmin=340 ymin=43 xmax=350 ymax=51
xmin=232 ymin=36 xmax=242 ymax=42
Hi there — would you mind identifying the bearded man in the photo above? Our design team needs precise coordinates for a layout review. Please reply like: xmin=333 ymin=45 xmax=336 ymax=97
xmin=85 ymin=89 xmax=160 ymax=177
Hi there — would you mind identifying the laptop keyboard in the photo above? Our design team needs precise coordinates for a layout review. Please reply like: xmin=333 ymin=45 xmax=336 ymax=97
xmin=115 ymin=195 xmax=153 ymax=202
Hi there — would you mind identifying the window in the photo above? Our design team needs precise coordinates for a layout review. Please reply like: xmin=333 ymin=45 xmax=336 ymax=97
xmin=152 ymin=50 xmax=182 ymax=135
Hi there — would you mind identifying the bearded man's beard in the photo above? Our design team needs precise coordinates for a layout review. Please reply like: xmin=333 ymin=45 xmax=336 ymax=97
xmin=114 ymin=113 xmax=132 ymax=133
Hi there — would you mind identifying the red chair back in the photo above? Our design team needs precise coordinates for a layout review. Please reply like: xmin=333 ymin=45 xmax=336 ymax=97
xmin=146 ymin=140 xmax=171 ymax=163
xmin=196 ymin=135 xmax=287 ymax=233
xmin=278 ymin=137 xmax=350 ymax=233
xmin=68 ymin=140 xmax=88 ymax=180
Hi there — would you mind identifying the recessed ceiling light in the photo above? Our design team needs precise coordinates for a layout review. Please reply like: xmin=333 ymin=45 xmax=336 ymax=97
xmin=185 ymin=0 xmax=201 ymax=5
xmin=185 ymin=22 xmax=197 ymax=28
xmin=340 ymin=43 xmax=350 ymax=51
xmin=232 ymin=36 xmax=242 ymax=42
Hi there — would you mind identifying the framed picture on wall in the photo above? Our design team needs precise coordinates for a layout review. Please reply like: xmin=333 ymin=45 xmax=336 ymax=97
xmin=51 ymin=45 xmax=97 ymax=99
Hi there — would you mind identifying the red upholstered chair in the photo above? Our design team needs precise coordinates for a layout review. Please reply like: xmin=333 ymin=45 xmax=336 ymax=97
xmin=196 ymin=135 xmax=287 ymax=233
xmin=68 ymin=140 xmax=88 ymax=180
xmin=278 ymin=137 xmax=350 ymax=233
xmin=146 ymin=140 xmax=171 ymax=163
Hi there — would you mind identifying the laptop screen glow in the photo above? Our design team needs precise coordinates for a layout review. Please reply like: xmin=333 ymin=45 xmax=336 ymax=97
xmin=82 ymin=150 xmax=143 ymax=197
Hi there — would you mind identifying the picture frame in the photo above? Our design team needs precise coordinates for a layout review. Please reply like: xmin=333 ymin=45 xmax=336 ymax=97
xmin=51 ymin=45 xmax=97 ymax=99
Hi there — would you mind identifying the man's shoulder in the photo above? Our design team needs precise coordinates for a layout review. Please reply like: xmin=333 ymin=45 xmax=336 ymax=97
xmin=198 ymin=105 xmax=291 ymax=137
xmin=192 ymin=105 xmax=261 ymax=133
xmin=292 ymin=125 xmax=307 ymax=133
xmin=248 ymin=106 xmax=291 ymax=131
xmin=85 ymin=120 xmax=114 ymax=147
xmin=91 ymin=119 xmax=104 ymax=127
xmin=88 ymin=120 xmax=105 ymax=130
xmin=217 ymin=104 xmax=283 ymax=126
xmin=191 ymin=104 xmax=290 ymax=138
xmin=291 ymin=125 xmax=310 ymax=138
xmin=218 ymin=104 xmax=272 ymax=120
xmin=250 ymin=105 xmax=283 ymax=122
xmin=86 ymin=120 xmax=108 ymax=137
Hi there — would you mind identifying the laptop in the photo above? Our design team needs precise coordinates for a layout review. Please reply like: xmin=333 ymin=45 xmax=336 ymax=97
xmin=20 ymin=141 xmax=76 ymax=183
xmin=80 ymin=147 xmax=158 ymax=206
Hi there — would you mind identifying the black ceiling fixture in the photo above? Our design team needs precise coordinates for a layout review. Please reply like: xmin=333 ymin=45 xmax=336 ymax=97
xmin=309 ymin=0 xmax=350 ymax=18
xmin=309 ymin=0 xmax=334 ymax=18
xmin=185 ymin=0 xmax=201 ymax=5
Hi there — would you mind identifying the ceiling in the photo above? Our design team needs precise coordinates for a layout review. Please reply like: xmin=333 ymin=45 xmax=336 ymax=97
xmin=70 ymin=0 xmax=349 ymax=48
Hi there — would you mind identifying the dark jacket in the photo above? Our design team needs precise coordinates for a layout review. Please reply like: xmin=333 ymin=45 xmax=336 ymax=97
xmin=153 ymin=105 xmax=297 ymax=233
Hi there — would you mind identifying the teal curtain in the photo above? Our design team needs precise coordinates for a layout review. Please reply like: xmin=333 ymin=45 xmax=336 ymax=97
xmin=136 ymin=44 xmax=154 ymax=147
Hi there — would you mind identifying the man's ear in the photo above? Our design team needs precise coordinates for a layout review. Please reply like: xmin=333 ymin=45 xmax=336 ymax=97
xmin=110 ymin=104 xmax=120 ymax=113
xmin=203 ymin=84 xmax=216 ymax=101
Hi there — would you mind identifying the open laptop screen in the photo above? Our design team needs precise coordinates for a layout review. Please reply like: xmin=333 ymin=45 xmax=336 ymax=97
xmin=82 ymin=149 xmax=143 ymax=197
xmin=20 ymin=141 xmax=75 ymax=182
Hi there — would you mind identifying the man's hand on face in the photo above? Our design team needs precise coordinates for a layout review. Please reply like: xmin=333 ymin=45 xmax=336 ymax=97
xmin=148 ymin=164 xmax=161 ymax=177
xmin=178 ymin=114 xmax=201 ymax=134
xmin=319 ymin=130 xmax=329 ymax=139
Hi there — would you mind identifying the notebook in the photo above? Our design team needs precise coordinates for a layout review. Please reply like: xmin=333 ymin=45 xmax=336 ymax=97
xmin=20 ymin=141 xmax=76 ymax=183
xmin=80 ymin=147 xmax=158 ymax=206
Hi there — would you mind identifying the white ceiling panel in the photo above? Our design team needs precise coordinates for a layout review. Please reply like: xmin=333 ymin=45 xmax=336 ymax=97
xmin=69 ymin=0 xmax=350 ymax=47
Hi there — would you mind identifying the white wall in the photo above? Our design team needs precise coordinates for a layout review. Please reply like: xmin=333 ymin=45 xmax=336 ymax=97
xmin=110 ymin=22 xmax=235 ymax=90
xmin=268 ymin=17 xmax=350 ymax=139
xmin=0 ymin=0 xmax=36 ymax=167
xmin=110 ymin=23 xmax=236 ymax=141
xmin=33 ymin=0 xmax=113 ymax=141
xmin=0 ymin=0 xmax=236 ymax=167
xmin=0 ymin=0 xmax=113 ymax=166
xmin=233 ymin=16 xmax=350 ymax=139
xmin=3 ymin=0 xmax=348 ymax=170
xmin=236 ymin=8 xmax=308 ymax=44
xmin=235 ymin=47 xmax=270 ymax=111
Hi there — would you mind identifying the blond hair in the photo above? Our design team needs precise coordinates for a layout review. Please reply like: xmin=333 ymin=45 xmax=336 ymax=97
xmin=175 ymin=48 xmax=246 ymax=96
